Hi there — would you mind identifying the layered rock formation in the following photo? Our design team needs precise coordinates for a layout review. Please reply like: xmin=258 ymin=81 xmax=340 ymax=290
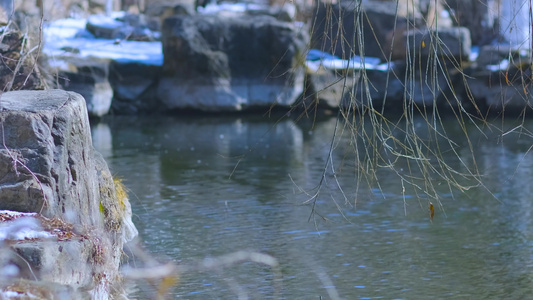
xmin=0 ymin=90 xmax=137 ymax=298
xmin=158 ymin=14 xmax=308 ymax=111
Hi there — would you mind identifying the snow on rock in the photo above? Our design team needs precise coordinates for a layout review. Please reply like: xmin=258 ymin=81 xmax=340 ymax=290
xmin=305 ymin=49 xmax=389 ymax=72
xmin=43 ymin=14 xmax=162 ymax=116
xmin=0 ymin=290 xmax=38 ymax=299
xmin=44 ymin=13 xmax=163 ymax=67
xmin=0 ymin=210 xmax=53 ymax=241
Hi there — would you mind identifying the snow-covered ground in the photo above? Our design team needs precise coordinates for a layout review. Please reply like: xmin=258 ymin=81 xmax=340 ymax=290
xmin=43 ymin=15 xmax=163 ymax=67
xmin=44 ymin=10 xmax=499 ymax=75
xmin=0 ymin=210 xmax=53 ymax=241
xmin=43 ymin=11 xmax=388 ymax=73
xmin=305 ymin=49 xmax=391 ymax=72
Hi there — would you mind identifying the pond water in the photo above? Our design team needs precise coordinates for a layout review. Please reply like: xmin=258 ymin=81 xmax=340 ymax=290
xmin=92 ymin=114 xmax=533 ymax=299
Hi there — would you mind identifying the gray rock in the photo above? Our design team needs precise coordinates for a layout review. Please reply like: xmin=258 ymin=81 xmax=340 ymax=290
xmin=0 ymin=90 xmax=97 ymax=226
xmin=445 ymin=0 xmax=500 ymax=45
xmin=351 ymin=67 xmax=405 ymax=110
xmin=330 ymin=61 xmax=465 ymax=112
xmin=58 ymin=58 xmax=113 ymax=118
xmin=241 ymin=3 xmax=297 ymax=22
xmin=86 ymin=13 xmax=157 ymax=41
xmin=158 ymin=14 xmax=307 ymax=111
xmin=304 ymin=67 xmax=357 ymax=109
xmin=310 ymin=0 xmax=423 ymax=61
xmin=464 ymin=65 xmax=533 ymax=114
xmin=475 ymin=45 xmax=520 ymax=67
xmin=418 ymin=0 xmax=453 ymax=28
xmin=11 ymin=238 xmax=94 ymax=288
xmin=0 ymin=89 xmax=137 ymax=296
xmin=109 ymin=60 xmax=162 ymax=114
xmin=406 ymin=27 xmax=471 ymax=63
xmin=145 ymin=2 xmax=195 ymax=32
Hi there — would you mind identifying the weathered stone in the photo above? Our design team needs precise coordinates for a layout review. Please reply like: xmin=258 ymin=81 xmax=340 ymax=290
xmin=85 ymin=15 xmax=124 ymax=40
xmin=145 ymin=2 xmax=195 ymax=31
xmin=475 ymin=45 xmax=520 ymax=68
xmin=330 ymin=60 xmax=467 ymax=112
xmin=418 ymin=0 xmax=453 ymax=28
xmin=406 ymin=27 xmax=471 ymax=63
xmin=88 ymin=0 xmax=121 ymax=14
xmin=0 ymin=89 xmax=137 ymax=297
xmin=304 ymin=67 xmax=356 ymax=109
xmin=109 ymin=60 xmax=162 ymax=114
xmin=465 ymin=65 xmax=533 ymax=114
xmin=11 ymin=238 xmax=94 ymax=286
xmin=86 ymin=13 xmax=157 ymax=41
xmin=58 ymin=58 xmax=113 ymax=118
xmin=310 ymin=0 xmax=423 ymax=61
xmin=158 ymin=14 xmax=307 ymax=111
xmin=228 ymin=3 xmax=297 ymax=22
xmin=444 ymin=0 xmax=500 ymax=46
xmin=0 ymin=0 xmax=12 ymax=24
xmin=0 ymin=90 xmax=98 ymax=225
xmin=343 ymin=67 xmax=405 ymax=111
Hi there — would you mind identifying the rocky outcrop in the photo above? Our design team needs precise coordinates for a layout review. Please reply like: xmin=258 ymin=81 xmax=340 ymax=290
xmin=57 ymin=58 xmax=113 ymax=118
xmin=86 ymin=13 xmax=158 ymax=41
xmin=461 ymin=53 xmax=533 ymax=114
xmin=444 ymin=0 xmax=500 ymax=45
xmin=109 ymin=60 xmax=161 ymax=114
xmin=158 ymin=14 xmax=308 ymax=111
xmin=306 ymin=0 xmax=479 ymax=113
xmin=303 ymin=66 xmax=357 ymax=109
xmin=0 ymin=90 xmax=137 ymax=298
xmin=406 ymin=27 xmax=471 ymax=63
xmin=310 ymin=0 xmax=424 ymax=61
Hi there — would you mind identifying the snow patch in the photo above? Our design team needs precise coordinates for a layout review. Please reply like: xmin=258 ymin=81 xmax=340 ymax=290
xmin=0 ymin=211 xmax=53 ymax=241
xmin=44 ymin=13 xmax=163 ymax=67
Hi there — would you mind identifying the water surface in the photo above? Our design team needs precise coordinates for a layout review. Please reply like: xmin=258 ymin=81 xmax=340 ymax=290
xmin=92 ymin=115 xmax=533 ymax=299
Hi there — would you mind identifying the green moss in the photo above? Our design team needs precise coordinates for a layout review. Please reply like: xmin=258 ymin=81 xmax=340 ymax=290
xmin=113 ymin=177 xmax=127 ymax=210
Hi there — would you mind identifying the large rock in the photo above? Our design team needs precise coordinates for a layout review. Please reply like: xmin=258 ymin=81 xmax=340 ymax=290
xmin=463 ymin=64 xmax=533 ymax=115
xmin=144 ymin=1 xmax=195 ymax=32
xmin=158 ymin=14 xmax=308 ymax=111
xmin=444 ymin=0 xmax=500 ymax=46
xmin=406 ymin=27 xmax=472 ymax=63
xmin=342 ymin=67 xmax=405 ymax=111
xmin=0 ymin=90 xmax=137 ymax=296
xmin=310 ymin=0 xmax=423 ymax=61
xmin=3 ymin=214 xmax=103 ymax=297
xmin=418 ymin=0 xmax=453 ymax=28
xmin=303 ymin=66 xmax=357 ymax=109
xmin=57 ymin=57 xmax=113 ymax=118
xmin=109 ymin=60 xmax=162 ymax=114
xmin=86 ymin=13 xmax=158 ymax=41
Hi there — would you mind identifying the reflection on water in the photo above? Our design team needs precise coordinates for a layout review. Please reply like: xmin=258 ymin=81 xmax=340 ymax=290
xmin=92 ymin=115 xmax=533 ymax=299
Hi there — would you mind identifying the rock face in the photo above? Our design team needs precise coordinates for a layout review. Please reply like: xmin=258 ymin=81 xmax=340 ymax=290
xmin=109 ymin=60 xmax=162 ymax=114
xmin=310 ymin=0 xmax=423 ymax=61
xmin=445 ymin=0 xmax=500 ymax=46
xmin=158 ymin=14 xmax=308 ymax=111
xmin=86 ymin=13 xmax=158 ymax=41
xmin=58 ymin=58 xmax=113 ymax=118
xmin=303 ymin=67 xmax=357 ymax=109
xmin=406 ymin=27 xmax=471 ymax=63
xmin=0 ymin=90 xmax=137 ymax=297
